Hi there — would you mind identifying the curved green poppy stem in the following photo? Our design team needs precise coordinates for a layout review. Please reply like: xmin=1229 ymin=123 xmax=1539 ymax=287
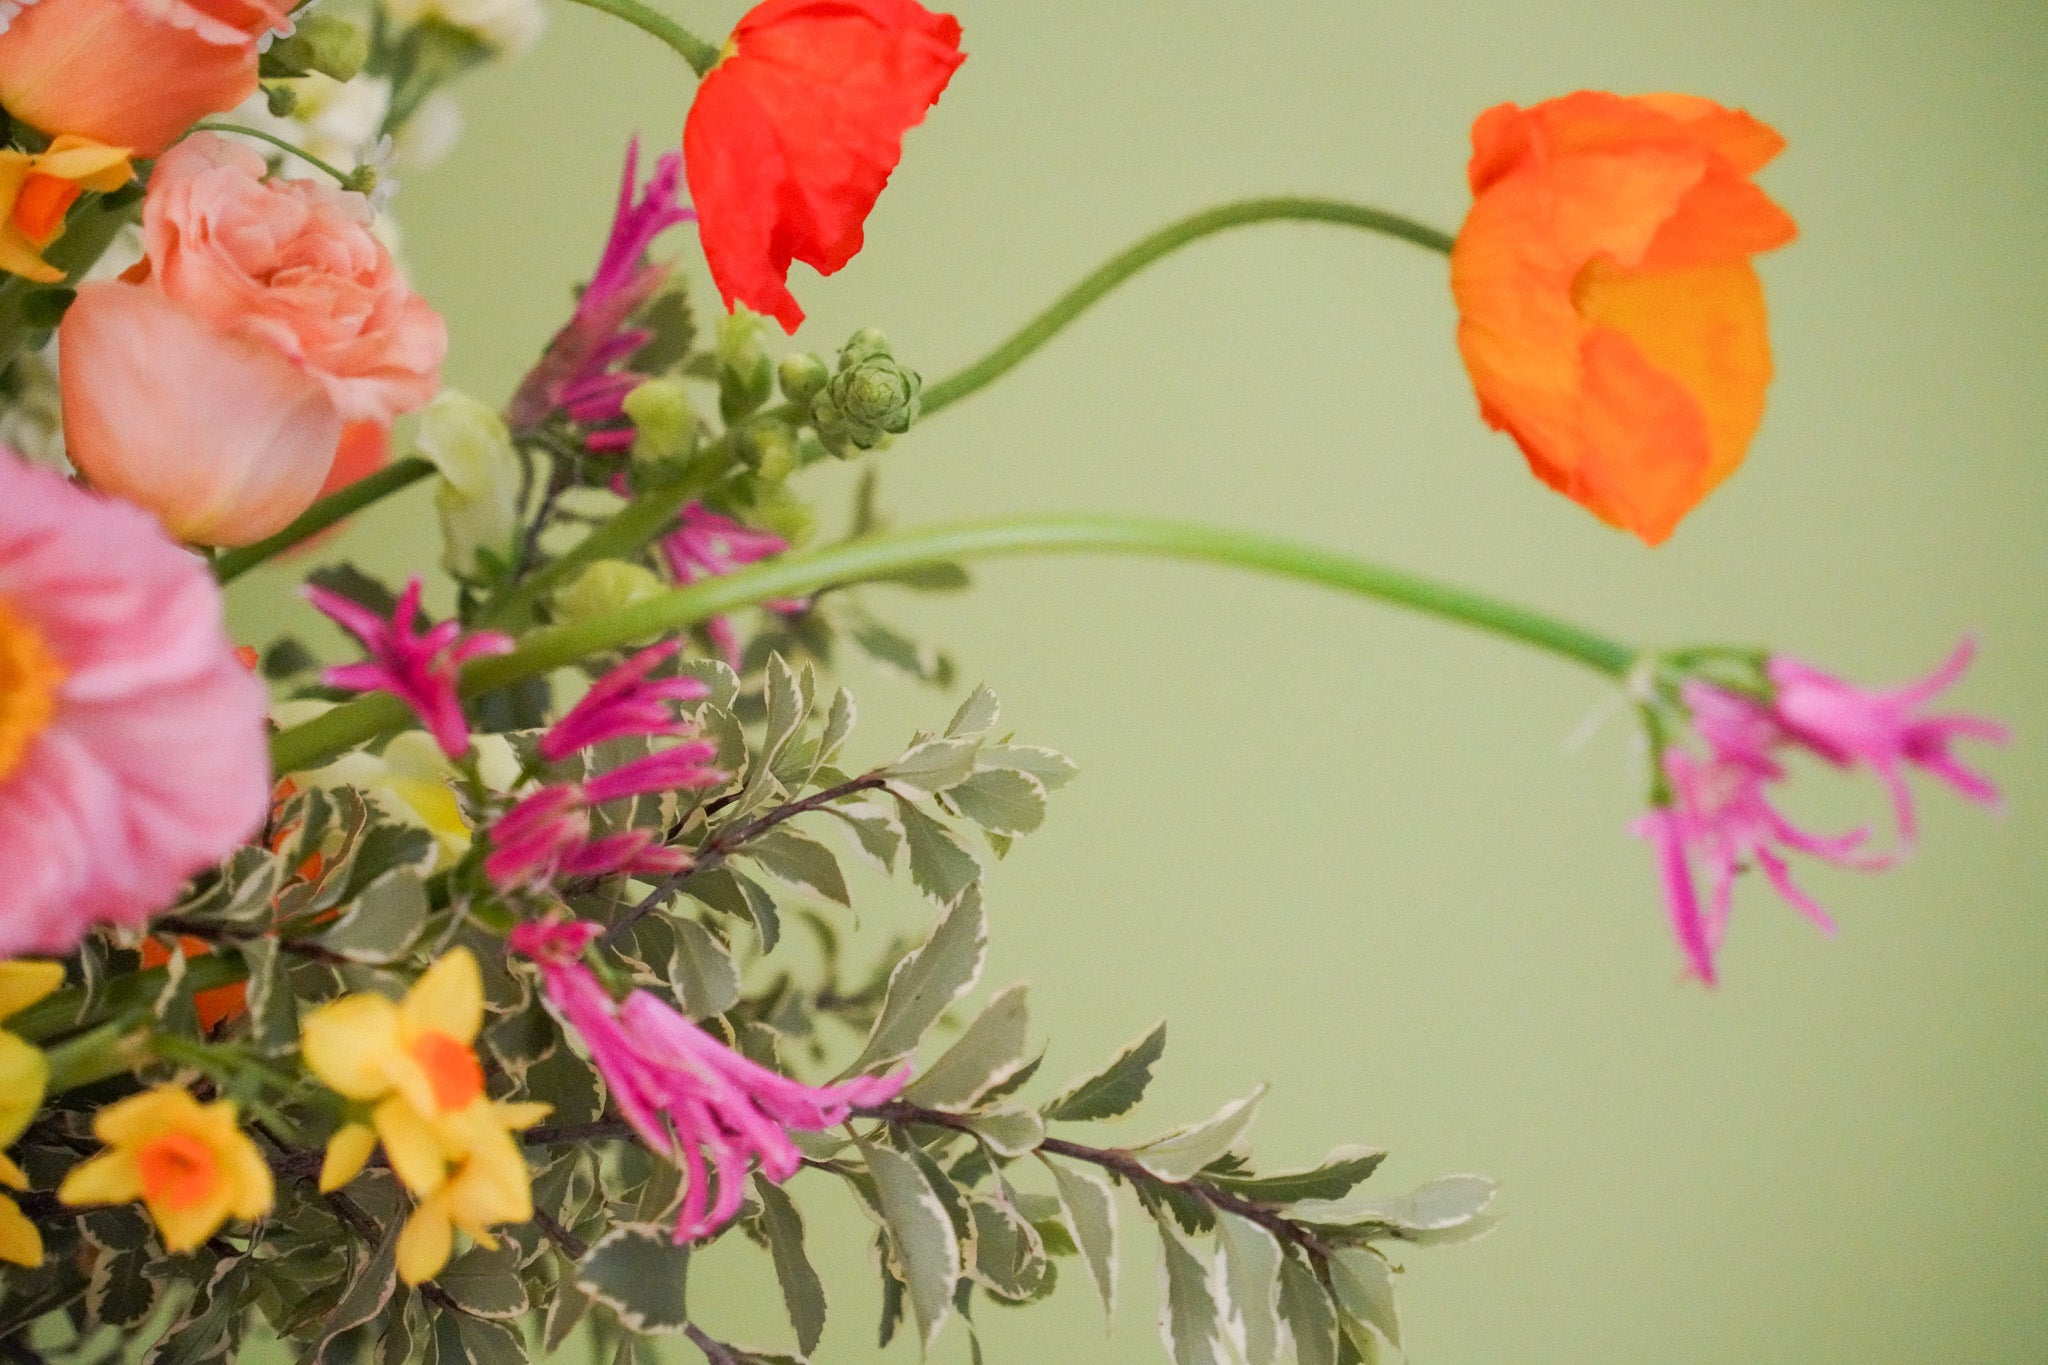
xmin=269 ymin=513 xmax=1637 ymax=774
xmin=561 ymin=0 xmax=721 ymax=76
xmin=921 ymin=196 xmax=1456 ymax=418
xmin=213 ymin=458 xmax=437 ymax=584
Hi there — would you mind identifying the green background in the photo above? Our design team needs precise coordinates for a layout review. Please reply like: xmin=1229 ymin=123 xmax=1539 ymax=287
xmin=232 ymin=1 xmax=2047 ymax=1359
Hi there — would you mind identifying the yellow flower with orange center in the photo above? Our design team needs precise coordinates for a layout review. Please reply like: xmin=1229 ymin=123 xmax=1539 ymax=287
xmin=57 ymin=1087 xmax=274 ymax=1253
xmin=0 ymin=136 xmax=136 ymax=285
xmin=0 ymin=959 xmax=63 ymax=1267
xmin=300 ymin=948 xmax=548 ymax=1283
xmin=0 ymin=597 xmax=66 ymax=786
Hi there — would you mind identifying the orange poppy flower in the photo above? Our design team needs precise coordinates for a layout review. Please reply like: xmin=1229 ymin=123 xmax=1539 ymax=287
xmin=1450 ymin=92 xmax=1797 ymax=544
xmin=684 ymin=0 xmax=965 ymax=334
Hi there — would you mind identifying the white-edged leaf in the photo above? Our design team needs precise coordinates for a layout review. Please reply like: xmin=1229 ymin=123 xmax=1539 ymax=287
xmin=947 ymin=769 xmax=1047 ymax=836
xmin=1207 ymin=1145 xmax=1387 ymax=1206
xmin=946 ymin=685 xmax=1000 ymax=740
xmin=885 ymin=737 xmax=980 ymax=795
xmin=826 ymin=797 xmax=902 ymax=873
xmin=979 ymin=743 xmax=1079 ymax=791
xmin=1276 ymin=1251 xmax=1339 ymax=1365
xmin=858 ymin=1139 xmax=960 ymax=1348
xmin=675 ymin=657 xmax=741 ymax=712
xmin=898 ymin=801 xmax=982 ymax=903
xmin=1153 ymin=1210 xmax=1228 ymax=1365
xmin=961 ymin=1107 xmax=1045 ymax=1159
xmin=1131 ymin=1085 xmax=1268 ymax=1182
xmin=753 ymin=1176 xmax=826 ymax=1356
xmin=1042 ymin=1157 xmax=1118 ymax=1320
xmin=1293 ymin=1174 xmax=1497 ymax=1234
xmin=435 ymin=1244 xmax=527 ymax=1320
xmin=1216 ymin=1215 xmax=1284 ymax=1365
xmin=904 ymin=984 xmax=1033 ymax=1110
xmin=576 ymin=1224 xmax=693 ymax=1335
xmin=667 ymin=917 xmax=740 ymax=1019
xmin=1326 ymin=1247 xmax=1400 ymax=1353
xmin=746 ymin=827 xmax=851 ymax=906
xmin=1042 ymin=1021 xmax=1166 ymax=1122
xmin=847 ymin=886 xmax=989 ymax=1074
xmin=816 ymin=687 xmax=858 ymax=770
xmin=318 ymin=868 xmax=426 ymax=963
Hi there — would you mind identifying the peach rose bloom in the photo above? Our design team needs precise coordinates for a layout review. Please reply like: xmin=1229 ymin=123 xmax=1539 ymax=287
xmin=59 ymin=135 xmax=446 ymax=546
xmin=0 ymin=0 xmax=293 ymax=156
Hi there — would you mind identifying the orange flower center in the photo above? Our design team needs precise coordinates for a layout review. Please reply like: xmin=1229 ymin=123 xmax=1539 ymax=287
xmin=136 ymin=1132 xmax=220 ymax=1211
xmin=12 ymin=173 xmax=81 ymax=246
xmin=0 ymin=597 xmax=64 ymax=785
xmin=410 ymin=1031 xmax=484 ymax=1112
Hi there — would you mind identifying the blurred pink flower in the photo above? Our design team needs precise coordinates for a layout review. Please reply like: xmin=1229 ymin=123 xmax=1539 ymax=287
xmin=539 ymin=641 xmax=710 ymax=764
xmin=305 ymin=577 xmax=511 ymax=760
xmin=662 ymin=504 xmax=801 ymax=665
xmin=507 ymin=139 xmax=696 ymax=445
xmin=484 ymin=747 xmax=724 ymax=892
xmin=511 ymin=920 xmax=907 ymax=1242
xmin=1638 ymin=641 xmax=2007 ymax=984
xmin=0 ymin=451 xmax=270 ymax=957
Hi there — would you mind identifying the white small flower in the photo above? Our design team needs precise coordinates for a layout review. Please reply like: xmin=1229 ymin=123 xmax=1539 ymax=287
xmin=382 ymin=0 xmax=547 ymax=57
xmin=0 ymin=0 xmax=40 ymax=36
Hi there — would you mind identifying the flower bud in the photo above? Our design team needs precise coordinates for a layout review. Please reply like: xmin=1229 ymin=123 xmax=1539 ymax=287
xmin=742 ymin=422 xmax=799 ymax=483
xmin=622 ymin=376 xmax=698 ymax=466
xmin=259 ymin=14 xmax=371 ymax=83
xmin=415 ymin=390 xmax=522 ymax=580
xmin=811 ymin=328 xmax=922 ymax=458
xmin=777 ymin=352 xmax=830 ymax=404
xmin=552 ymin=561 xmax=667 ymax=643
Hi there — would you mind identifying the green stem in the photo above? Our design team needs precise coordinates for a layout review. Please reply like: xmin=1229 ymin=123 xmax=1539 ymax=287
xmin=921 ymin=196 xmax=1455 ymax=418
xmin=213 ymin=458 xmax=436 ymax=584
xmin=190 ymin=122 xmax=356 ymax=186
xmin=42 ymin=1023 xmax=143 ymax=1094
xmin=271 ymin=514 xmax=1637 ymax=773
xmin=561 ymin=0 xmax=722 ymax=75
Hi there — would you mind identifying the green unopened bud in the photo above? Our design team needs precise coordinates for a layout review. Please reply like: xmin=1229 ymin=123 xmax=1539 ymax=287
xmin=622 ymin=376 xmax=698 ymax=466
xmin=811 ymin=328 xmax=921 ymax=458
xmin=742 ymin=422 xmax=799 ymax=483
xmin=259 ymin=14 xmax=370 ymax=82
xmin=717 ymin=310 xmax=774 ymax=423
xmin=415 ymin=390 xmax=521 ymax=581
xmin=777 ymin=353 xmax=830 ymax=405
xmin=262 ymin=82 xmax=300 ymax=119
xmin=552 ymin=561 xmax=667 ymax=640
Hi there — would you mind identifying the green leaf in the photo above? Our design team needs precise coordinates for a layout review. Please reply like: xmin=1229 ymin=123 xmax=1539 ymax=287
xmin=964 ymin=1189 xmax=1051 ymax=1303
xmin=815 ymin=686 xmax=858 ymax=772
xmin=904 ymin=984 xmax=1033 ymax=1110
xmin=1277 ymin=1251 xmax=1340 ymax=1365
xmin=312 ymin=1215 xmax=400 ymax=1362
xmin=319 ymin=868 xmax=428 ymax=964
xmin=576 ymin=1224 xmax=693 ymax=1335
xmin=885 ymin=737 xmax=980 ymax=795
xmin=825 ymin=798 xmax=902 ymax=873
xmin=431 ymin=1313 xmax=527 ymax=1365
xmin=947 ymin=769 xmax=1048 ymax=836
xmin=897 ymin=801 xmax=982 ymax=904
xmin=1131 ymin=1085 xmax=1269 ymax=1182
xmin=435 ymin=1243 xmax=528 ymax=1320
xmin=979 ymin=743 xmax=1080 ymax=791
xmin=1294 ymin=1173 xmax=1498 ymax=1238
xmin=1326 ymin=1248 xmax=1400 ymax=1354
xmin=1153 ymin=1210 xmax=1227 ymax=1365
xmin=667 ymin=917 xmax=741 ymax=1019
xmin=685 ymin=866 xmax=782 ymax=952
xmin=946 ymin=685 xmax=1001 ymax=740
xmin=1042 ymin=1157 xmax=1118 ymax=1319
xmin=847 ymin=886 xmax=988 ymax=1074
xmin=238 ymin=937 xmax=295 ymax=1055
xmin=1042 ymin=1021 xmax=1167 ymax=1123
xmin=1207 ymin=1145 xmax=1387 ymax=1206
xmin=852 ymin=619 xmax=952 ymax=685
xmin=960 ymin=1107 xmax=1045 ymax=1159
xmin=746 ymin=827 xmax=851 ymax=906
xmin=858 ymin=1139 xmax=961 ymax=1348
xmin=675 ymin=658 xmax=741 ymax=712
xmin=1216 ymin=1214 xmax=1284 ymax=1365
xmin=753 ymin=1177 xmax=826 ymax=1357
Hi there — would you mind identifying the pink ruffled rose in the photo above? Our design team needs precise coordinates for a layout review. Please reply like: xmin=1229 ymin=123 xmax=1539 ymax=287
xmin=59 ymin=135 xmax=446 ymax=546
xmin=0 ymin=0 xmax=294 ymax=156
xmin=141 ymin=135 xmax=446 ymax=423
xmin=0 ymin=450 xmax=271 ymax=958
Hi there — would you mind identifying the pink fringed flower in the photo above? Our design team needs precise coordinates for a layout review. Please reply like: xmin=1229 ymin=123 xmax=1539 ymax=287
xmin=485 ymin=748 xmax=725 ymax=892
xmin=0 ymin=451 xmax=271 ymax=957
xmin=506 ymin=139 xmax=696 ymax=447
xmin=1637 ymin=641 xmax=2007 ymax=984
xmin=663 ymin=504 xmax=802 ymax=665
xmin=539 ymin=642 xmax=709 ymax=764
xmin=305 ymin=576 xmax=512 ymax=760
xmin=510 ymin=920 xmax=907 ymax=1242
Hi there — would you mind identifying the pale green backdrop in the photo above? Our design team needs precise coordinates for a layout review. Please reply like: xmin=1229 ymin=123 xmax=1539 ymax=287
xmin=231 ymin=1 xmax=2048 ymax=1360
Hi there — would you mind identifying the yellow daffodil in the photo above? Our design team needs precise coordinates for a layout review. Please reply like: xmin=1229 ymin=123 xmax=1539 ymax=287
xmin=0 ymin=136 xmax=135 ymax=284
xmin=57 ymin=1087 xmax=274 ymax=1253
xmin=300 ymin=948 xmax=548 ymax=1282
xmin=0 ymin=959 xmax=63 ymax=1267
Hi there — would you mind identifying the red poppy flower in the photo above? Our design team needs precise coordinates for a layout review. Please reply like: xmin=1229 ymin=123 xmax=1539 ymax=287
xmin=684 ymin=0 xmax=965 ymax=333
xmin=1450 ymin=92 xmax=1796 ymax=544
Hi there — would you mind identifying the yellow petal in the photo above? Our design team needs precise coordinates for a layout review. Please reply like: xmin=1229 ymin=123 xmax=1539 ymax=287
xmin=0 ymin=1031 xmax=48 ymax=1151
xmin=0 ymin=225 xmax=64 ymax=284
xmin=492 ymin=1101 xmax=552 ymax=1132
xmin=94 ymin=1087 xmax=204 ymax=1146
xmin=396 ymin=1197 xmax=454 ymax=1285
xmin=401 ymin=949 xmax=483 ymax=1045
xmin=58 ymin=1150 xmax=141 ymax=1207
xmin=150 ymin=1191 xmax=230 ymax=1254
xmin=37 ymin=135 xmax=133 ymax=183
xmin=0 ymin=1193 xmax=41 ymax=1267
xmin=320 ymin=1122 xmax=378 ymax=1193
xmin=0 ymin=1153 xmax=27 ymax=1189
xmin=0 ymin=960 xmax=63 ymax=1019
xmin=221 ymin=1127 xmax=275 ymax=1221
xmin=374 ymin=1097 xmax=448 ymax=1198
xmin=300 ymin=993 xmax=403 ymax=1099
